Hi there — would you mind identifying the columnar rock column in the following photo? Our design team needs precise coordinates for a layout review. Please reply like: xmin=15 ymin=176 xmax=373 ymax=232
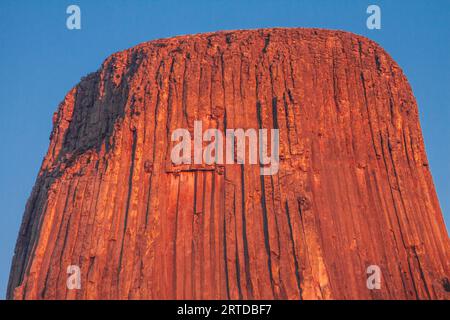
xmin=8 ymin=28 xmax=449 ymax=299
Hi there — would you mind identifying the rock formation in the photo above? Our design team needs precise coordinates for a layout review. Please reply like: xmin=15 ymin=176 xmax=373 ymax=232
xmin=7 ymin=28 xmax=449 ymax=299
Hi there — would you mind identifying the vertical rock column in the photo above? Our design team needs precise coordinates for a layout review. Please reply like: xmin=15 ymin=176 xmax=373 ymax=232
xmin=8 ymin=28 xmax=449 ymax=300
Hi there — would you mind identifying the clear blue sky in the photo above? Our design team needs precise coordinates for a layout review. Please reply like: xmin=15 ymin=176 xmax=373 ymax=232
xmin=0 ymin=0 xmax=448 ymax=299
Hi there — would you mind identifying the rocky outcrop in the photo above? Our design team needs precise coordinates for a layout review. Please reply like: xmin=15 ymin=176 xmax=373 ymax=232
xmin=7 ymin=28 xmax=449 ymax=299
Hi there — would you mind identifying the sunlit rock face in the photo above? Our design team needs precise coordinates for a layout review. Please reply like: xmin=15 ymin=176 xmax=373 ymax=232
xmin=8 ymin=28 xmax=449 ymax=300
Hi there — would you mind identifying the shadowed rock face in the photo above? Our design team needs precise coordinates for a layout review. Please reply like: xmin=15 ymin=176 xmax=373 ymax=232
xmin=7 ymin=28 xmax=449 ymax=300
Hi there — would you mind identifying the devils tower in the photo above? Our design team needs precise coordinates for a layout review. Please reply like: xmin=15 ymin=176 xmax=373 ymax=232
xmin=7 ymin=28 xmax=449 ymax=300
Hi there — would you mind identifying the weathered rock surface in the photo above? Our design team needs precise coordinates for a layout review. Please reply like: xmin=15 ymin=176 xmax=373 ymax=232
xmin=7 ymin=28 xmax=449 ymax=299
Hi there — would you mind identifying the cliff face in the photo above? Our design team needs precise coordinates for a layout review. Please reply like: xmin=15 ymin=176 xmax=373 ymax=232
xmin=7 ymin=28 xmax=449 ymax=300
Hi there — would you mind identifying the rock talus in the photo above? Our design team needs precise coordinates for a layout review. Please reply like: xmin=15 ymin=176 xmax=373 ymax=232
xmin=7 ymin=28 xmax=449 ymax=299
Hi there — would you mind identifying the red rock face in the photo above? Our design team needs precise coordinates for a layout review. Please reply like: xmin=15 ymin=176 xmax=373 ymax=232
xmin=7 ymin=28 xmax=449 ymax=300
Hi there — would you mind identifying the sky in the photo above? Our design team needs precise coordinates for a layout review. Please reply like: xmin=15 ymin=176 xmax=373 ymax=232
xmin=0 ymin=0 xmax=448 ymax=299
